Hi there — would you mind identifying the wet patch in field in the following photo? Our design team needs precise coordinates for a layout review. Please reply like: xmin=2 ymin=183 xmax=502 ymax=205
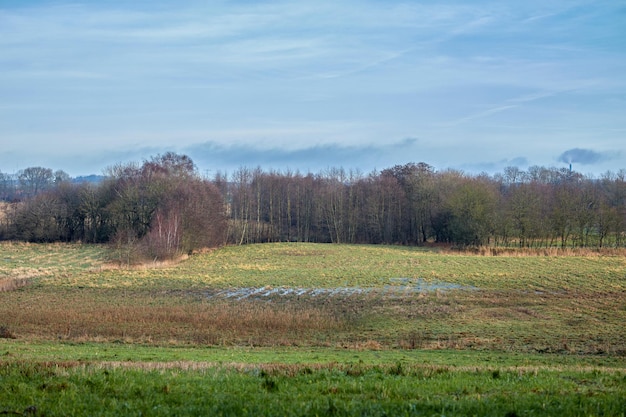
xmin=206 ymin=278 xmax=476 ymax=301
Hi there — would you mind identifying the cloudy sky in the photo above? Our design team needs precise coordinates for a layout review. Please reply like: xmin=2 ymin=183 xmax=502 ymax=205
xmin=1 ymin=0 xmax=624 ymax=177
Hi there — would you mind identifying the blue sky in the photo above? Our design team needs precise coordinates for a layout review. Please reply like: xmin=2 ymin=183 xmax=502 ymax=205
xmin=1 ymin=0 xmax=624 ymax=177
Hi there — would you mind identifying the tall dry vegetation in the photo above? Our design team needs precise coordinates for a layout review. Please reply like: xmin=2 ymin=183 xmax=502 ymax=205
xmin=440 ymin=245 xmax=626 ymax=257
xmin=7 ymin=299 xmax=345 ymax=346
xmin=0 ymin=277 xmax=31 ymax=292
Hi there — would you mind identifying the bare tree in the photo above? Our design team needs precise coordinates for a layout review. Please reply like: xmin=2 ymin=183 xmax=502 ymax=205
xmin=0 ymin=171 xmax=16 ymax=201
xmin=18 ymin=167 xmax=54 ymax=197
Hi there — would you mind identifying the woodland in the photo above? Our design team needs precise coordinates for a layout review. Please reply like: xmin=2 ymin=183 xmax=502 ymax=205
xmin=1 ymin=152 xmax=626 ymax=261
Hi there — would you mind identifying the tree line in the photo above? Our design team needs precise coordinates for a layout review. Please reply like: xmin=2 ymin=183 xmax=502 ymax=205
xmin=2 ymin=155 xmax=626 ymax=257
xmin=219 ymin=163 xmax=626 ymax=248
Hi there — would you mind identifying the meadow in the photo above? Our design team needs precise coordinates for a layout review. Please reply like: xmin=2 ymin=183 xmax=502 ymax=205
xmin=1 ymin=242 xmax=625 ymax=416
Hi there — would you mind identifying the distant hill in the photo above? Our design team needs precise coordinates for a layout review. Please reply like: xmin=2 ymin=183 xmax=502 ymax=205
xmin=73 ymin=175 xmax=106 ymax=184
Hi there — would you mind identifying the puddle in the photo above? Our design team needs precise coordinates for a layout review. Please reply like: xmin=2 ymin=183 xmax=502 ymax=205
xmin=206 ymin=278 xmax=476 ymax=301
xmin=386 ymin=277 xmax=471 ymax=292
xmin=211 ymin=286 xmax=370 ymax=300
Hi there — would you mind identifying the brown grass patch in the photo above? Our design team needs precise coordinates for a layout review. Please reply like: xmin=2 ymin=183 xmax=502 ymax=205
xmin=0 ymin=277 xmax=32 ymax=292
xmin=5 ymin=359 xmax=623 ymax=377
xmin=441 ymin=246 xmax=626 ymax=257
xmin=101 ymin=253 xmax=189 ymax=271
xmin=4 ymin=297 xmax=345 ymax=346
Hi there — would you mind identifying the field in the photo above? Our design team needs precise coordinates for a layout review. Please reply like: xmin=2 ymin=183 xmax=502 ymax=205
xmin=1 ymin=242 xmax=625 ymax=416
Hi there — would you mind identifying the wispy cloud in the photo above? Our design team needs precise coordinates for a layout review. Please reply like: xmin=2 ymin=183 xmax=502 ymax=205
xmin=444 ymin=105 xmax=518 ymax=127
xmin=507 ymin=91 xmax=557 ymax=103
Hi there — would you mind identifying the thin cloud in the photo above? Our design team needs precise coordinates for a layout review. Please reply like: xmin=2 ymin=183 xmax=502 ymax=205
xmin=507 ymin=91 xmax=557 ymax=103
xmin=522 ymin=12 xmax=562 ymax=24
xmin=445 ymin=105 xmax=518 ymax=127
xmin=314 ymin=47 xmax=415 ymax=80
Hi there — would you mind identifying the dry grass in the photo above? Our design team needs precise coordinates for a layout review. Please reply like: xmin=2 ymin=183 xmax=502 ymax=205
xmin=1 ymin=242 xmax=624 ymax=353
xmin=5 ymin=358 xmax=623 ymax=376
xmin=4 ymin=293 xmax=345 ymax=346
xmin=101 ymin=253 xmax=189 ymax=271
xmin=0 ymin=277 xmax=31 ymax=292
xmin=441 ymin=245 xmax=626 ymax=257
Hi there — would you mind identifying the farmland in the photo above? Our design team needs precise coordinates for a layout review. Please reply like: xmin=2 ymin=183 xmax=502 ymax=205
xmin=1 ymin=242 xmax=625 ymax=415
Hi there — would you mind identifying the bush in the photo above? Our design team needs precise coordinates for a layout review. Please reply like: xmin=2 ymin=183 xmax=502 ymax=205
xmin=0 ymin=325 xmax=16 ymax=339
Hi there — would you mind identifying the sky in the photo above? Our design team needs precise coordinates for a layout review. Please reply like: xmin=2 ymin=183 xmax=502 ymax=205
xmin=1 ymin=0 xmax=625 ymax=178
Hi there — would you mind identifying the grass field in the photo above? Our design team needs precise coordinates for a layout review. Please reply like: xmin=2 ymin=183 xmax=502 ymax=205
xmin=1 ymin=242 xmax=625 ymax=415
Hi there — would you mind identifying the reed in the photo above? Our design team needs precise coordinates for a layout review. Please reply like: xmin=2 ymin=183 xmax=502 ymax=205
xmin=0 ymin=277 xmax=31 ymax=292
xmin=6 ymin=297 xmax=345 ymax=346
xmin=442 ymin=245 xmax=626 ymax=257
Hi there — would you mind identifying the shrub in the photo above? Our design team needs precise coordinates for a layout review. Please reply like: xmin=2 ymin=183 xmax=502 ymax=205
xmin=0 ymin=325 xmax=16 ymax=339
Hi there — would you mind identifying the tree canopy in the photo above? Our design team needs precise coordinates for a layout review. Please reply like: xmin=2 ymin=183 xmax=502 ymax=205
xmin=1 ymin=154 xmax=227 ymax=263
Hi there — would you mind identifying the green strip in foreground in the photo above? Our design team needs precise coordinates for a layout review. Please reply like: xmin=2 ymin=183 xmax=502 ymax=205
xmin=1 ymin=358 xmax=625 ymax=417
xmin=2 ymin=341 xmax=625 ymax=416
xmin=2 ymin=339 xmax=626 ymax=370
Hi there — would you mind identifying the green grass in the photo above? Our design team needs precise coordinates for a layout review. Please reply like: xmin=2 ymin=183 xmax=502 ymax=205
xmin=0 ymin=242 xmax=105 ymax=276
xmin=1 ymin=242 xmax=625 ymax=415
xmin=3 ymin=242 xmax=624 ymax=291
xmin=1 ymin=242 xmax=624 ymax=352
xmin=1 ymin=358 xmax=624 ymax=417
xmin=180 ymin=243 xmax=626 ymax=291
xmin=2 ymin=339 xmax=625 ymax=369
